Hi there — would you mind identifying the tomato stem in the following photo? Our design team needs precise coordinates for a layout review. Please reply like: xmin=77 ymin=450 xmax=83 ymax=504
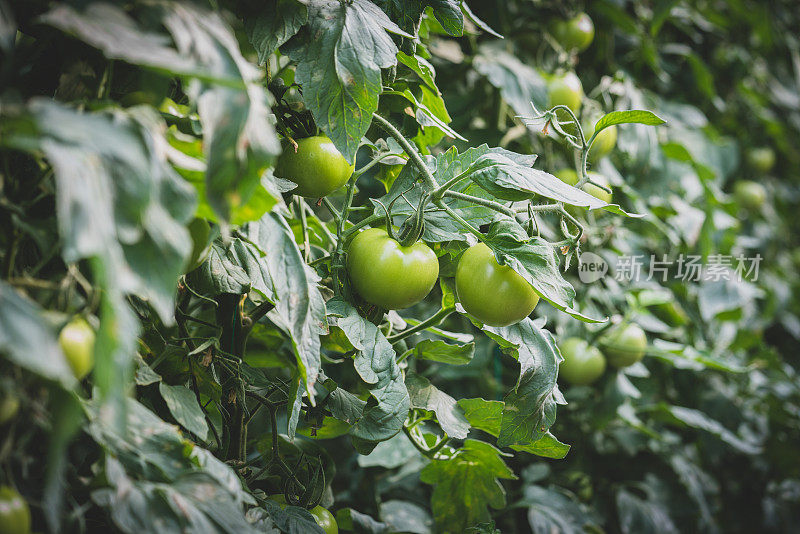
xmin=388 ymin=307 xmax=454 ymax=345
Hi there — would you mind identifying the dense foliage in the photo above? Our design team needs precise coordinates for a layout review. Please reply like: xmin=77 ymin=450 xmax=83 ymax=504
xmin=1 ymin=0 xmax=799 ymax=532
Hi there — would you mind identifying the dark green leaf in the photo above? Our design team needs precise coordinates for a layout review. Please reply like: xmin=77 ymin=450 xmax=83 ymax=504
xmin=401 ymin=338 xmax=475 ymax=365
xmin=158 ymin=382 xmax=209 ymax=440
xmin=406 ymin=373 xmax=470 ymax=439
xmin=245 ymin=0 xmax=308 ymax=64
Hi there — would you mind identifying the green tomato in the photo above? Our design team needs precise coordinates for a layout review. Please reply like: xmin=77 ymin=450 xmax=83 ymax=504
xmin=267 ymin=496 xmax=338 ymax=534
xmin=554 ymin=169 xmax=612 ymax=205
xmin=0 ymin=486 xmax=31 ymax=534
xmin=0 ymin=393 xmax=19 ymax=426
xmin=455 ymin=243 xmax=540 ymax=327
xmin=551 ymin=12 xmax=595 ymax=51
xmin=558 ymin=338 xmax=606 ymax=386
xmin=733 ymin=180 xmax=766 ymax=211
xmin=746 ymin=147 xmax=775 ymax=173
xmin=309 ymin=506 xmax=338 ymax=534
xmin=347 ymin=228 xmax=439 ymax=310
xmin=275 ymin=136 xmax=354 ymax=198
xmin=58 ymin=317 xmax=95 ymax=380
xmin=548 ymin=71 xmax=583 ymax=113
xmin=185 ymin=218 xmax=211 ymax=272
xmin=600 ymin=323 xmax=647 ymax=368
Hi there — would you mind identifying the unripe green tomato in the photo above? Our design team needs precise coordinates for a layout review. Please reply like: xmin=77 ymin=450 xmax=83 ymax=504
xmin=548 ymin=72 xmax=583 ymax=113
xmin=0 ymin=486 xmax=31 ymax=534
xmin=267 ymin=496 xmax=338 ymax=534
xmin=584 ymin=172 xmax=612 ymax=204
xmin=558 ymin=337 xmax=606 ymax=385
xmin=58 ymin=317 xmax=95 ymax=380
xmin=551 ymin=12 xmax=595 ymax=51
xmin=746 ymin=147 xmax=775 ymax=173
xmin=185 ymin=218 xmax=211 ymax=272
xmin=455 ymin=243 xmax=539 ymax=327
xmin=733 ymin=180 xmax=766 ymax=211
xmin=554 ymin=169 xmax=612 ymax=205
xmin=309 ymin=506 xmax=338 ymax=534
xmin=275 ymin=136 xmax=354 ymax=198
xmin=600 ymin=323 xmax=647 ymax=368
xmin=583 ymin=116 xmax=617 ymax=161
xmin=0 ymin=393 xmax=19 ymax=425
xmin=347 ymin=228 xmax=439 ymax=310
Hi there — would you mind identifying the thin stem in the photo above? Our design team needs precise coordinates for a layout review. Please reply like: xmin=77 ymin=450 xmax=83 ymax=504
xmin=388 ymin=308 xmax=454 ymax=344
xmin=434 ymin=200 xmax=483 ymax=240
xmin=442 ymin=190 xmax=516 ymax=218
xmin=302 ymin=201 xmax=337 ymax=246
xmin=432 ymin=169 xmax=473 ymax=200
xmin=372 ymin=113 xmax=439 ymax=190
xmin=340 ymin=214 xmax=384 ymax=243
xmin=322 ymin=197 xmax=341 ymax=222
xmin=296 ymin=198 xmax=311 ymax=262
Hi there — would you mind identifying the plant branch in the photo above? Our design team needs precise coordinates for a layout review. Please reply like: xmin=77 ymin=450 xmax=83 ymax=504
xmin=372 ymin=113 xmax=439 ymax=190
xmin=388 ymin=307 xmax=454 ymax=344
xmin=442 ymin=190 xmax=517 ymax=218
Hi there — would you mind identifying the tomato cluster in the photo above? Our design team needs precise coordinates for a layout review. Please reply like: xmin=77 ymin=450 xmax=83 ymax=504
xmin=558 ymin=323 xmax=647 ymax=386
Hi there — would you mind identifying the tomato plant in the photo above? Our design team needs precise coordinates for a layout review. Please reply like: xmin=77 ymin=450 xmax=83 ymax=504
xmin=0 ymin=1 xmax=798 ymax=533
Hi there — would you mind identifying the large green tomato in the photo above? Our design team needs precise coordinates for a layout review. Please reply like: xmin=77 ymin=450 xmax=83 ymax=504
xmin=548 ymin=71 xmax=583 ymax=113
xmin=551 ymin=12 xmax=595 ymax=51
xmin=554 ymin=169 xmax=613 ymax=204
xmin=58 ymin=317 xmax=95 ymax=379
xmin=746 ymin=147 xmax=775 ymax=173
xmin=733 ymin=180 xmax=766 ymax=211
xmin=600 ymin=323 xmax=647 ymax=368
xmin=347 ymin=228 xmax=439 ymax=310
xmin=185 ymin=218 xmax=211 ymax=272
xmin=558 ymin=338 xmax=606 ymax=386
xmin=455 ymin=243 xmax=539 ymax=327
xmin=309 ymin=506 xmax=338 ymax=534
xmin=0 ymin=486 xmax=31 ymax=534
xmin=275 ymin=136 xmax=354 ymax=198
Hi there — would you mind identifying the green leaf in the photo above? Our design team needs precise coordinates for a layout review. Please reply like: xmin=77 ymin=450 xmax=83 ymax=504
xmin=0 ymin=282 xmax=76 ymax=388
xmin=652 ymin=404 xmax=762 ymax=454
xmin=522 ymin=485 xmax=599 ymax=534
xmin=358 ymin=432 xmax=421 ymax=469
xmin=406 ymin=373 xmax=470 ymax=439
xmin=420 ymin=439 xmax=516 ymax=533
xmin=245 ymin=0 xmax=308 ymax=64
xmin=482 ymin=320 xmax=565 ymax=448
xmin=458 ymin=398 xmax=569 ymax=459
xmin=380 ymin=500 xmax=433 ymax=534
xmin=186 ymin=242 xmax=251 ymax=295
xmin=474 ymin=43 xmax=548 ymax=118
xmin=616 ymin=489 xmax=679 ymax=534
xmin=396 ymin=51 xmax=439 ymax=92
xmin=594 ymin=110 xmax=666 ymax=132
xmin=283 ymin=0 xmax=411 ymax=162
xmin=42 ymin=3 xmax=282 ymax=223
xmin=241 ymin=213 xmax=328 ymax=393
xmin=158 ymin=382 xmax=209 ymax=441
xmin=327 ymin=299 xmax=410 ymax=442
xmin=401 ymin=338 xmax=475 ymax=365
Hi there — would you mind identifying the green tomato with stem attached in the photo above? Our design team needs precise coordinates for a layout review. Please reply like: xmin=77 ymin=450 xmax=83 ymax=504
xmin=551 ymin=12 xmax=595 ymax=51
xmin=455 ymin=243 xmax=539 ymax=327
xmin=600 ymin=323 xmax=647 ymax=368
xmin=0 ymin=486 xmax=31 ymax=534
xmin=347 ymin=228 xmax=439 ymax=310
xmin=548 ymin=71 xmax=583 ymax=113
xmin=558 ymin=337 xmax=606 ymax=386
xmin=275 ymin=136 xmax=354 ymax=198
xmin=58 ymin=317 xmax=95 ymax=380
